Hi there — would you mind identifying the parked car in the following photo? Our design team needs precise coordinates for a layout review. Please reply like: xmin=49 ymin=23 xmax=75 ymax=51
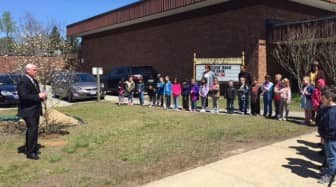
xmin=51 ymin=72 xmax=105 ymax=102
xmin=102 ymin=66 xmax=158 ymax=93
xmin=0 ymin=73 xmax=20 ymax=106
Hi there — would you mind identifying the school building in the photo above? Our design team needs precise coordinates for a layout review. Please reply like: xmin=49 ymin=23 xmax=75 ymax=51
xmin=67 ymin=0 xmax=336 ymax=81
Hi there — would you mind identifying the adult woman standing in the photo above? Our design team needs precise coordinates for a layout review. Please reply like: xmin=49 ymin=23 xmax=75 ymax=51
xmin=309 ymin=60 xmax=326 ymax=120
xmin=309 ymin=61 xmax=326 ymax=86
xmin=202 ymin=64 xmax=216 ymax=108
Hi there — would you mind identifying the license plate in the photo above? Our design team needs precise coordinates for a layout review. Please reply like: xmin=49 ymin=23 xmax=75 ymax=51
xmin=89 ymin=91 xmax=96 ymax=95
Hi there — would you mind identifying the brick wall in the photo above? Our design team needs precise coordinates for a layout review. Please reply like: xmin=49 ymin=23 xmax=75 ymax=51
xmin=0 ymin=56 xmax=17 ymax=73
xmin=0 ymin=56 xmax=66 ymax=74
xmin=80 ymin=0 xmax=331 ymax=81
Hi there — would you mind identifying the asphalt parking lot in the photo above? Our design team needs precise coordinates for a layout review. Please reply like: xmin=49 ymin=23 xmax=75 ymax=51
xmin=0 ymin=86 xmax=120 ymax=110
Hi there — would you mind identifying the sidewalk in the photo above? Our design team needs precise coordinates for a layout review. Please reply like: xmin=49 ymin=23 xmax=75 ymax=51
xmin=143 ymin=132 xmax=325 ymax=187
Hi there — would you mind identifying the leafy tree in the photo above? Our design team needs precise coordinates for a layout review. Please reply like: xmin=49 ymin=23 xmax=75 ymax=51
xmin=66 ymin=36 xmax=81 ymax=53
xmin=0 ymin=11 xmax=16 ymax=38
xmin=0 ymin=11 xmax=16 ymax=55
xmin=0 ymin=18 xmax=3 ymax=32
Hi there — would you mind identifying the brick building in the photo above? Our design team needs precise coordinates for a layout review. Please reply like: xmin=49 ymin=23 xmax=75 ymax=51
xmin=67 ymin=0 xmax=335 ymax=81
xmin=0 ymin=56 xmax=65 ymax=74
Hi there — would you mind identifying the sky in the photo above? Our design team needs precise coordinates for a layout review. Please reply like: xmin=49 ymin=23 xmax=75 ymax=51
xmin=0 ymin=0 xmax=139 ymax=32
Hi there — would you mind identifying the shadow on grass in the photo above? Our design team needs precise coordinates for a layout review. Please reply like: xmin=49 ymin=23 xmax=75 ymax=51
xmin=286 ymin=116 xmax=305 ymax=125
xmin=15 ymin=123 xmax=71 ymax=156
xmin=17 ymin=144 xmax=45 ymax=155
xmin=282 ymin=140 xmax=324 ymax=179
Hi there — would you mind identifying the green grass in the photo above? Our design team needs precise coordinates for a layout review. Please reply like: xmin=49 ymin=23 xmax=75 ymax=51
xmin=0 ymin=102 xmax=311 ymax=186
xmin=0 ymin=109 xmax=17 ymax=116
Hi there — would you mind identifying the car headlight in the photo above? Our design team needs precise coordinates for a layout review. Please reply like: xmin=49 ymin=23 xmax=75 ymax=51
xmin=72 ymin=86 xmax=82 ymax=90
xmin=0 ymin=90 xmax=13 ymax=96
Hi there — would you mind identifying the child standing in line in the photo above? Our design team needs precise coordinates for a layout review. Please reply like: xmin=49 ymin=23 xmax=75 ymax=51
xmin=138 ymin=79 xmax=145 ymax=106
xmin=312 ymin=78 xmax=327 ymax=168
xmin=118 ymin=78 xmax=125 ymax=105
xmin=182 ymin=79 xmax=191 ymax=111
xmin=312 ymin=78 xmax=326 ymax=119
xmin=164 ymin=76 xmax=172 ymax=109
xmin=172 ymin=78 xmax=182 ymax=110
xmin=147 ymin=84 xmax=156 ymax=107
xmin=238 ymin=77 xmax=249 ymax=115
xmin=261 ymin=75 xmax=274 ymax=118
xmin=301 ymin=76 xmax=315 ymax=125
xmin=199 ymin=78 xmax=209 ymax=112
xmin=273 ymin=74 xmax=283 ymax=119
xmin=211 ymin=78 xmax=220 ymax=113
xmin=125 ymin=76 xmax=135 ymax=105
xmin=250 ymin=78 xmax=261 ymax=116
xmin=225 ymin=80 xmax=236 ymax=114
xmin=190 ymin=79 xmax=199 ymax=112
xmin=157 ymin=77 xmax=165 ymax=107
xmin=317 ymin=87 xmax=336 ymax=184
xmin=279 ymin=78 xmax=292 ymax=121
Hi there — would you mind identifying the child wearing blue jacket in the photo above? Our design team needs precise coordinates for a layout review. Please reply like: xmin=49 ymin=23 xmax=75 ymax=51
xmin=164 ymin=76 xmax=172 ymax=109
xmin=317 ymin=87 xmax=336 ymax=184
xmin=261 ymin=75 xmax=274 ymax=118
xmin=301 ymin=76 xmax=315 ymax=125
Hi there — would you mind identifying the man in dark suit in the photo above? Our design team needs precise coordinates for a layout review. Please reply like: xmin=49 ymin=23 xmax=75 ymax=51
xmin=17 ymin=64 xmax=48 ymax=160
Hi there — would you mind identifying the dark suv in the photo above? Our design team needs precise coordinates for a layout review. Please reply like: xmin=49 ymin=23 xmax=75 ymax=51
xmin=102 ymin=66 xmax=158 ymax=93
xmin=0 ymin=74 xmax=20 ymax=106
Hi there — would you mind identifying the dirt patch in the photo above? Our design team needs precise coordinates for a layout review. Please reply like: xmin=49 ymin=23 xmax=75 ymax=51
xmin=0 ymin=109 xmax=82 ymax=136
xmin=0 ymin=121 xmax=26 ymax=135
xmin=40 ymin=139 xmax=67 ymax=147
xmin=40 ymin=109 xmax=83 ymax=128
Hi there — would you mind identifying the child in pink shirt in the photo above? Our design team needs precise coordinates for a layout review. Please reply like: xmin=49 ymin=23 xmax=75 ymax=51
xmin=172 ymin=77 xmax=182 ymax=110
xmin=312 ymin=78 xmax=326 ymax=113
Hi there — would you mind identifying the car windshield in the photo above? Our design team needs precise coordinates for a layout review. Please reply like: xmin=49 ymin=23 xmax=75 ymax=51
xmin=73 ymin=74 xmax=96 ymax=83
xmin=132 ymin=67 xmax=155 ymax=75
xmin=0 ymin=75 xmax=19 ymax=85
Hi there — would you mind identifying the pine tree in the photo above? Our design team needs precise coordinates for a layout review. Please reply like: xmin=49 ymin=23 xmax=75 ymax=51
xmin=49 ymin=25 xmax=62 ymax=54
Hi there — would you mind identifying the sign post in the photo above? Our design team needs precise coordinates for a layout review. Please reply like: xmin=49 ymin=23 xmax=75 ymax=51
xmin=92 ymin=67 xmax=103 ymax=102
xmin=193 ymin=51 xmax=245 ymax=83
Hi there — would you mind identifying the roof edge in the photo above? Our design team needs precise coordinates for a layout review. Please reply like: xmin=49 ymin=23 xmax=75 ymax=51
xmin=289 ymin=0 xmax=336 ymax=12
xmin=67 ymin=0 xmax=143 ymax=28
xmin=67 ymin=0 xmax=336 ymax=37
xmin=69 ymin=0 xmax=231 ymax=37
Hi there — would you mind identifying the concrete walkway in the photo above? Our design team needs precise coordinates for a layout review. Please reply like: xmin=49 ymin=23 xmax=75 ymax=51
xmin=143 ymin=132 xmax=326 ymax=187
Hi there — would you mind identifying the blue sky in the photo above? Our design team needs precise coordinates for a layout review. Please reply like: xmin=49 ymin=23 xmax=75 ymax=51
xmin=0 ymin=0 xmax=138 ymax=27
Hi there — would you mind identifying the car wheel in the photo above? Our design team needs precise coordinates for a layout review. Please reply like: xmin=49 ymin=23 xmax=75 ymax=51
xmin=67 ymin=92 xmax=73 ymax=102
xmin=52 ymin=90 xmax=58 ymax=98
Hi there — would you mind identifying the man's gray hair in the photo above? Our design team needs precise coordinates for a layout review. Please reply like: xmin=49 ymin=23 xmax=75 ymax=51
xmin=25 ymin=64 xmax=37 ymax=72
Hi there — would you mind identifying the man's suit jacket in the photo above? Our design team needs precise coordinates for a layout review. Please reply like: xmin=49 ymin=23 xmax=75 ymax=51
xmin=17 ymin=75 xmax=42 ymax=118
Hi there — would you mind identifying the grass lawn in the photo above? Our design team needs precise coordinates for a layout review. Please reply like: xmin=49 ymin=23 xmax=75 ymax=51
xmin=0 ymin=102 xmax=312 ymax=187
xmin=0 ymin=109 xmax=18 ymax=116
